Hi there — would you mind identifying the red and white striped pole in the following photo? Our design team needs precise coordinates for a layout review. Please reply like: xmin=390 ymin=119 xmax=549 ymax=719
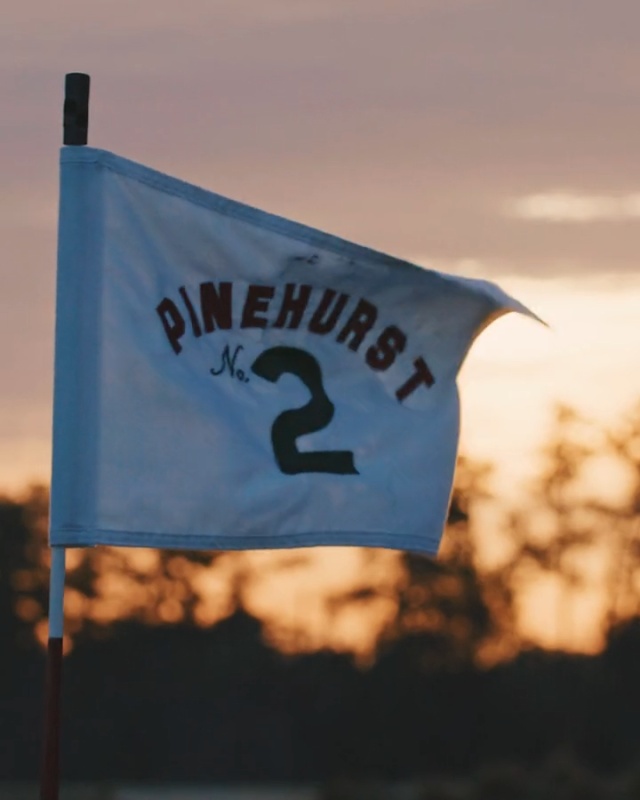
xmin=40 ymin=71 xmax=90 ymax=800
xmin=40 ymin=547 xmax=66 ymax=800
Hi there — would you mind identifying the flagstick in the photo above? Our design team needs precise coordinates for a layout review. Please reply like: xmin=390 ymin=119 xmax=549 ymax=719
xmin=40 ymin=71 xmax=90 ymax=800
xmin=40 ymin=548 xmax=66 ymax=800
xmin=62 ymin=72 xmax=91 ymax=146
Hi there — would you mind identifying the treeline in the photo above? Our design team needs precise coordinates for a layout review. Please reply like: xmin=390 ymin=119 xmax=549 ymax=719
xmin=1 ymin=402 xmax=639 ymax=782
xmin=3 ymin=608 xmax=640 ymax=782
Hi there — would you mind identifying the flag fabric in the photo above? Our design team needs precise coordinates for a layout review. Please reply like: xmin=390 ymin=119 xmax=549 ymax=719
xmin=50 ymin=147 xmax=533 ymax=554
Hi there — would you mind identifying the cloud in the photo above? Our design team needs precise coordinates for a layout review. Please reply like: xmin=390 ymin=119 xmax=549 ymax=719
xmin=509 ymin=193 xmax=640 ymax=223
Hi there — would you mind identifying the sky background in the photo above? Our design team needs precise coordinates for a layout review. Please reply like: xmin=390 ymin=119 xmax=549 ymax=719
xmin=3 ymin=0 xmax=640 ymax=649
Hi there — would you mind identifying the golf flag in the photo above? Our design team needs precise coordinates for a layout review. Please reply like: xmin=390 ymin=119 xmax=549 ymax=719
xmin=50 ymin=147 xmax=534 ymax=554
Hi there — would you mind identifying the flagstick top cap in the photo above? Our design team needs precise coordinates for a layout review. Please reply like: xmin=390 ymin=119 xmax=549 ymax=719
xmin=63 ymin=73 xmax=90 ymax=146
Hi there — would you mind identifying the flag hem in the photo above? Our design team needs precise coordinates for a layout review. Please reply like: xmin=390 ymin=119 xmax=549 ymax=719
xmin=50 ymin=526 xmax=441 ymax=555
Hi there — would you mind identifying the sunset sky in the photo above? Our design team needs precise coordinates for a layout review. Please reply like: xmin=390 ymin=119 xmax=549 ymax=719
xmin=3 ymin=0 xmax=640 ymax=650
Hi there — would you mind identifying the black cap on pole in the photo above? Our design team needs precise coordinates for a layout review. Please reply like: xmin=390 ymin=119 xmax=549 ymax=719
xmin=63 ymin=73 xmax=90 ymax=146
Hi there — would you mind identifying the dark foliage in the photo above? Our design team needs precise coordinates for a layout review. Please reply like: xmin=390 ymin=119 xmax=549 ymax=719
xmin=1 ymin=489 xmax=640 ymax=784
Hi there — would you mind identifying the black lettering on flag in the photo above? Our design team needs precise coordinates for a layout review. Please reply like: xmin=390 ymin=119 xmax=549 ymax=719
xmin=156 ymin=298 xmax=186 ymax=354
xmin=179 ymin=286 xmax=202 ymax=338
xmin=273 ymin=283 xmax=312 ymax=329
xmin=251 ymin=346 xmax=358 ymax=475
xmin=365 ymin=325 xmax=407 ymax=371
xmin=336 ymin=299 xmax=378 ymax=352
xmin=241 ymin=285 xmax=275 ymax=328
xmin=395 ymin=357 xmax=435 ymax=402
xmin=200 ymin=281 xmax=233 ymax=332
xmin=308 ymin=289 xmax=349 ymax=335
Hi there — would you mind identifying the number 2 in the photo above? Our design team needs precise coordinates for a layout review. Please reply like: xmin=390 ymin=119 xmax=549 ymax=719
xmin=251 ymin=346 xmax=358 ymax=476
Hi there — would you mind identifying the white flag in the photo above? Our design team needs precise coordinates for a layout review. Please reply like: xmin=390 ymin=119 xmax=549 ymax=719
xmin=50 ymin=147 xmax=534 ymax=554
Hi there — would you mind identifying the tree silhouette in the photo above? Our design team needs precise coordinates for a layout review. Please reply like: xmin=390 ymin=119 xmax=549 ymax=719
xmin=596 ymin=400 xmax=640 ymax=629
xmin=324 ymin=457 xmax=518 ymax=670
xmin=0 ymin=487 xmax=49 ymax=649
xmin=1 ymin=484 xmax=242 ymax=647
xmin=503 ymin=402 xmax=640 ymax=648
